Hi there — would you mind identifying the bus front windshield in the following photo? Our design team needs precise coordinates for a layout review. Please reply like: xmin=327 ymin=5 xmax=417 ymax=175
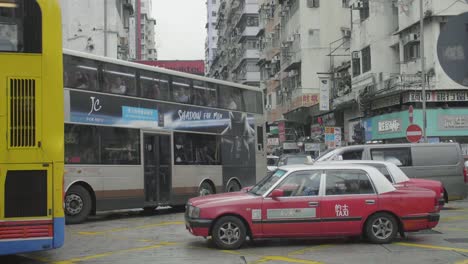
xmin=249 ymin=169 xmax=287 ymax=196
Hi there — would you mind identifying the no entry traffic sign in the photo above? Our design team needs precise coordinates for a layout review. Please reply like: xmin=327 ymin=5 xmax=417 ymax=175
xmin=406 ymin=124 xmax=422 ymax=143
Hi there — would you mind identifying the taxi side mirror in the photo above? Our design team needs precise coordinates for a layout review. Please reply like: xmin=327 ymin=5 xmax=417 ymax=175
xmin=269 ymin=189 xmax=284 ymax=199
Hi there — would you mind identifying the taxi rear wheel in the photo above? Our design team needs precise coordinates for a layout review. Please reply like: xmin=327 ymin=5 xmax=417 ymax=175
xmin=212 ymin=216 xmax=246 ymax=250
xmin=365 ymin=213 xmax=398 ymax=244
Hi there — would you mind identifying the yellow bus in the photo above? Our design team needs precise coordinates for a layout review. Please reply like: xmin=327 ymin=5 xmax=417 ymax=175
xmin=0 ymin=0 xmax=64 ymax=255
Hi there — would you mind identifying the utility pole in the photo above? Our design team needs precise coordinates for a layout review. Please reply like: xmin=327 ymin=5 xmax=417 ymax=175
xmin=420 ymin=0 xmax=428 ymax=142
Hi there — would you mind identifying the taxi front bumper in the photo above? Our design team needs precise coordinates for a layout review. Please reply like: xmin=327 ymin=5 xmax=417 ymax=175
xmin=185 ymin=215 xmax=212 ymax=237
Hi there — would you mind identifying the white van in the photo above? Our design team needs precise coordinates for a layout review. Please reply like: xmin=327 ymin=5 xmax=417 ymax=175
xmin=316 ymin=143 xmax=466 ymax=201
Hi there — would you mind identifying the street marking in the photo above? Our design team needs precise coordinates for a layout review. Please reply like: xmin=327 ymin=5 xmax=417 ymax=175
xmin=394 ymin=242 xmax=468 ymax=253
xmin=250 ymin=256 xmax=323 ymax=264
xmin=77 ymin=221 xmax=184 ymax=235
xmin=287 ymin=245 xmax=332 ymax=256
xmin=441 ymin=214 xmax=468 ymax=222
xmin=51 ymin=242 xmax=178 ymax=264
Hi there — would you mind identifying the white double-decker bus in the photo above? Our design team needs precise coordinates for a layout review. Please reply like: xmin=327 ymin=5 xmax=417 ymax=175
xmin=63 ymin=50 xmax=266 ymax=224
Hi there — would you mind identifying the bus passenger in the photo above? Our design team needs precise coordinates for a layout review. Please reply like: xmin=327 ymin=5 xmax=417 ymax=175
xmin=74 ymin=71 xmax=89 ymax=89
xmin=111 ymin=76 xmax=127 ymax=94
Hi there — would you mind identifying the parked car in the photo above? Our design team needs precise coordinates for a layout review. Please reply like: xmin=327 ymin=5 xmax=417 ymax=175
xmin=320 ymin=160 xmax=446 ymax=206
xmin=277 ymin=154 xmax=312 ymax=167
xmin=315 ymin=143 xmax=466 ymax=200
xmin=185 ymin=164 xmax=440 ymax=249
xmin=267 ymin=155 xmax=279 ymax=172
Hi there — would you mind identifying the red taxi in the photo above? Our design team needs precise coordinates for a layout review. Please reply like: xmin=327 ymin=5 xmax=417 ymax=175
xmin=321 ymin=161 xmax=446 ymax=207
xmin=185 ymin=164 xmax=440 ymax=250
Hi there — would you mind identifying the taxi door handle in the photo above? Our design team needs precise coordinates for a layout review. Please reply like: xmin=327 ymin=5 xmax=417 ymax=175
xmin=365 ymin=200 xmax=375 ymax=205
xmin=308 ymin=201 xmax=319 ymax=206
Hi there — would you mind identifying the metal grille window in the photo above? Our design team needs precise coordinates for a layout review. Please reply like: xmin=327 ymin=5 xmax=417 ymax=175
xmin=404 ymin=42 xmax=420 ymax=62
xmin=360 ymin=0 xmax=370 ymax=21
xmin=362 ymin=46 xmax=371 ymax=73
xmin=352 ymin=58 xmax=361 ymax=77
xmin=307 ymin=0 xmax=320 ymax=8
xmin=8 ymin=78 xmax=37 ymax=148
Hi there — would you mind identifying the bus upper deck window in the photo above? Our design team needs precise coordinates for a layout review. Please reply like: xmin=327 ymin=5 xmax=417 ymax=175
xmin=0 ymin=0 xmax=42 ymax=53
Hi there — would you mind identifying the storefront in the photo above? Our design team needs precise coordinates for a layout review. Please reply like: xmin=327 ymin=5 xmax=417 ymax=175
xmin=365 ymin=109 xmax=468 ymax=149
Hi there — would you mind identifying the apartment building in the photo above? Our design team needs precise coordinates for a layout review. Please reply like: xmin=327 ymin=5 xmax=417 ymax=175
xmin=258 ymin=0 xmax=350 ymax=149
xmin=338 ymin=0 xmax=468 ymax=145
xmin=129 ymin=0 xmax=157 ymax=60
xmin=208 ymin=0 xmax=261 ymax=87
xmin=205 ymin=0 xmax=220 ymax=74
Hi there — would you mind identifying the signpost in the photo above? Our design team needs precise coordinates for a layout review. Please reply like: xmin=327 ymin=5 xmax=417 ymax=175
xmin=406 ymin=124 xmax=423 ymax=143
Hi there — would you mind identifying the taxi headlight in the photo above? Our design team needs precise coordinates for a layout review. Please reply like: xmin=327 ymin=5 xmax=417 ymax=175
xmin=188 ymin=205 xmax=200 ymax=218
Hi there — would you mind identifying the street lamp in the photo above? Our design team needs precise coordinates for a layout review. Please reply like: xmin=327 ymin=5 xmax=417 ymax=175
xmin=420 ymin=0 xmax=428 ymax=143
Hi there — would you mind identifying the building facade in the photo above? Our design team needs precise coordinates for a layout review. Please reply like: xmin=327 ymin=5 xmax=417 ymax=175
xmin=61 ymin=0 xmax=157 ymax=61
xmin=129 ymin=0 xmax=157 ymax=61
xmin=208 ymin=0 xmax=261 ymax=87
xmin=61 ymin=0 xmax=134 ymax=60
xmin=336 ymin=0 xmax=468 ymax=147
xmin=205 ymin=0 xmax=220 ymax=74
xmin=257 ymin=0 xmax=351 ymax=152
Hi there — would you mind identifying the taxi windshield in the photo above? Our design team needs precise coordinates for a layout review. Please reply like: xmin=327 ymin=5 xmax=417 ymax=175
xmin=249 ymin=169 xmax=286 ymax=196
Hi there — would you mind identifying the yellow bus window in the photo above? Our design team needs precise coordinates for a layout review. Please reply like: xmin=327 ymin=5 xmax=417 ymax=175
xmin=0 ymin=0 xmax=42 ymax=53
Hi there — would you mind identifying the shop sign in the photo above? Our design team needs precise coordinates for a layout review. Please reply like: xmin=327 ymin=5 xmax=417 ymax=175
xmin=283 ymin=142 xmax=299 ymax=150
xmin=371 ymin=95 xmax=400 ymax=110
xmin=304 ymin=143 xmax=320 ymax=152
xmin=403 ymin=91 xmax=468 ymax=103
xmin=267 ymin=138 xmax=280 ymax=146
xmin=438 ymin=115 xmax=468 ymax=130
xmin=324 ymin=127 xmax=341 ymax=148
xmin=378 ymin=119 xmax=401 ymax=134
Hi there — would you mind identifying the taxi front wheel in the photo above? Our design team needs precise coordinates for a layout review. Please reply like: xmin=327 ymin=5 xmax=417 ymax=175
xmin=212 ymin=216 xmax=246 ymax=250
xmin=365 ymin=212 xmax=398 ymax=244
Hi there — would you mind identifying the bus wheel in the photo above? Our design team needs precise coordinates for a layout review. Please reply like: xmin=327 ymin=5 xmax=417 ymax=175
xmin=65 ymin=185 xmax=92 ymax=224
xmin=199 ymin=181 xmax=214 ymax=196
xmin=227 ymin=180 xmax=241 ymax=192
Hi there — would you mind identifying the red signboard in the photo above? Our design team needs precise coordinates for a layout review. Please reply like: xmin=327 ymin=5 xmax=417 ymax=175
xmin=137 ymin=60 xmax=205 ymax=75
xmin=406 ymin=124 xmax=422 ymax=143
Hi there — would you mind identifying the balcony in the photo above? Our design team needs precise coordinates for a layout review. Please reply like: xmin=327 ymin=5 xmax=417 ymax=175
xmin=237 ymin=26 xmax=260 ymax=43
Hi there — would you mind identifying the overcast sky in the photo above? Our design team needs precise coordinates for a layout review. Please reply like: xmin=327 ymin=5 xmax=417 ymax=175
xmin=152 ymin=0 xmax=207 ymax=60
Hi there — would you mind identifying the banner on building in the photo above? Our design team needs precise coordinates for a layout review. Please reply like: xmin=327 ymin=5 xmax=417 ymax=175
xmin=319 ymin=78 xmax=330 ymax=111
xmin=324 ymin=126 xmax=341 ymax=149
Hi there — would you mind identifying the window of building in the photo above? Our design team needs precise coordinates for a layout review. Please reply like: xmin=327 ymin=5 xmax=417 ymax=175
xmin=325 ymin=170 xmax=375 ymax=195
xmin=0 ymin=0 xmax=42 ymax=53
xmin=361 ymin=46 xmax=371 ymax=73
xmin=172 ymin=77 xmax=191 ymax=104
xmin=370 ymin=148 xmax=412 ymax=167
xmin=64 ymin=55 xmax=99 ymax=91
xmin=307 ymin=0 xmax=320 ymax=8
xmin=404 ymin=41 xmax=420 ymax=62
xmin=174 ymin=133 xmax=220 ymax=165
xmin=102 ymin=63 xmax=137 ymax=96
xmin=360 ymin=0 xmax=370 ymax=21
xmin=139 ymin=70 xmax=169 ymax=100
xmin=212 ymin=0 xmax=216 ymax=4
xmin=342 ymin=0 xmax=350 ymax=8
xmin=65 ymin=124 xmax=140 ymax=165
xmin=212 ymin=11 xmax=217 ymax=17
xmin=352 ymin=57 xmax=361 ymax=77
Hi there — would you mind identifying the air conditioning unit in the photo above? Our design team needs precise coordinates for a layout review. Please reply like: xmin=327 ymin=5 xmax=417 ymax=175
xmin=290 ymin=70 xmax=298 ymax=76
xmin=281 ymin=43 xmax=289 ymax=48
xmin=287 ymin=36 xmax=294 ymax=42
xmin=343 ymin=29 xmax=351 ymax=38
xmin=352 ymin=51 xmax=360 ymax=59
xmin=265 ymin=104 xmax=272 ymax=110
xmin=273 ymin=55 xmax=279 ymax=61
